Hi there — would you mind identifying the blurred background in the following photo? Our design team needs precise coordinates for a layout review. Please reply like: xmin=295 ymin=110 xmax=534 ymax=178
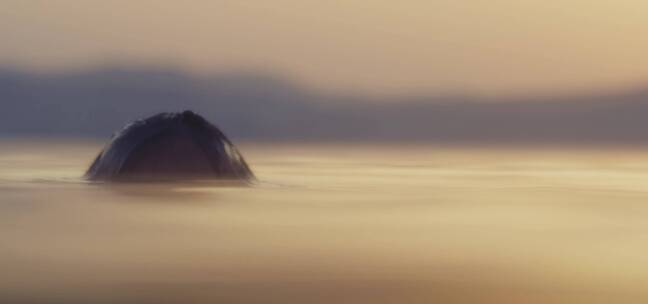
xmin=2 ymin=0 xmax=648 ymax=144
xmin=6 ymin=2 xmax=648 ymax=304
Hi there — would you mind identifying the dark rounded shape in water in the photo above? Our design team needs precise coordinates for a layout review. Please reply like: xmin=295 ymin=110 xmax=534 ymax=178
xmin=85 ymin=111 xmax=254 ymax=182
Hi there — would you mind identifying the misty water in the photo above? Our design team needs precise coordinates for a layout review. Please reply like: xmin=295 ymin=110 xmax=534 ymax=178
xmin=3 ymin=140 xmax=648 ymax=303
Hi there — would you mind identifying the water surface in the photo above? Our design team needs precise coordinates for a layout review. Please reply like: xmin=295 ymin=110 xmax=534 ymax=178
xmin=2 ymin=140 xmax=648 ymax=303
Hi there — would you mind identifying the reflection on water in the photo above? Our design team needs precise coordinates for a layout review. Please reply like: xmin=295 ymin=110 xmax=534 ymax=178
xmin=2 ymin=140 xmax=648 ymax=303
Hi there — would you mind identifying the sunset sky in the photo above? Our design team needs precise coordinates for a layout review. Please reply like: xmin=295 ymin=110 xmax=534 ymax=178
xmin=2 ymin=0 xmax=647 ymax=96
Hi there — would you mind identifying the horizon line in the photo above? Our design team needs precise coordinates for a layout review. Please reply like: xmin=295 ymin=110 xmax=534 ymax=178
xmin=2 ymin=63 xmax=648 ymax=102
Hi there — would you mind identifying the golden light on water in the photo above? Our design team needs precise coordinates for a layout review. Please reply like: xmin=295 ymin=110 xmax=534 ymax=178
xmin=4 ymin=141 xmax=648 ymax=303
xmin=3 ymin=0 xmax=648 ymax=302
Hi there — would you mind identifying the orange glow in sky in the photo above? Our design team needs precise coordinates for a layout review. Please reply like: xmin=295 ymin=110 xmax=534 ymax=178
xmin=2 ymin=0 xmax=647 ymax=95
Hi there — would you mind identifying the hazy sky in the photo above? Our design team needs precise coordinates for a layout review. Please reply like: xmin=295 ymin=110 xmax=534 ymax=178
xmin=2 ymin=0 xmax=647 ymax=96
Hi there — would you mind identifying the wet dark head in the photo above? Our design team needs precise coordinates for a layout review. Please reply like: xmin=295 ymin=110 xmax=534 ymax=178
xmin=85 ymin=111 xmax=254 ymax=182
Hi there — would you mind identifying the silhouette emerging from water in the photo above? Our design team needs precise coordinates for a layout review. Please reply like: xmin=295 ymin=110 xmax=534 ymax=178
xmin=85 ymin=111 xmax=254 ymax=182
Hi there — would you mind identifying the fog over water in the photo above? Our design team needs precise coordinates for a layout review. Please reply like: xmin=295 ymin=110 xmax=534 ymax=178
xmin=3 ymin=141 xmax=648 ymax=303
xmin=4 ymin=1 xmax=648 ymax=303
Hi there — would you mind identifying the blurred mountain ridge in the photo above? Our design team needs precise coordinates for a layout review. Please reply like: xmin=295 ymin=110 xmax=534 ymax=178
xmin=2 ymin=66 xmax=648 ymax=144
